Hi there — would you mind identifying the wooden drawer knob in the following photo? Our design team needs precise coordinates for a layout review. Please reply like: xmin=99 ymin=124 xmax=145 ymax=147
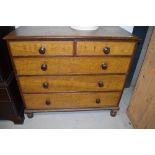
xmin=41 ymin=64 xmax=47 ymax=71
xmin=103 ymin=47 xmax=110 ymax=54
xmin=45 ymin=100 xmax=51 ymax=106
xmin=101 ymin=63 xmax=108 ymax=70
xmin=96 ymin=98 xmax=101 ymax=104
xmin=39 ymin=47 xmax=46 ymax=54
xmin=98 ymin=81 xmax=104 ymax=87
xmin=43 ymin=82 xmax=49 ymax=88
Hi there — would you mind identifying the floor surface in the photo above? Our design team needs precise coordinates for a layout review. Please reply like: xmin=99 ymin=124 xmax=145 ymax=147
xmin=0 ymin=88 xmax=133 ymax=129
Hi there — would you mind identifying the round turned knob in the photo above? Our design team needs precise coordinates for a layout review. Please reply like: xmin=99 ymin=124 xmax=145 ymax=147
xmin=96 ymin=98 xmax=101 ymax=104
xmin=103 ymin=47 xmax=110 ymax=54
xmin=101 ymin=63 xmax=108 ymax=70
xmin=43 ymin=82 xmax=49 ymax=88
xmin=98 ymin=81 xmax=104 ymax=87
xmin=45 ymin=100 xmax=51 ymax=106
xmin=41 ymin=64 xmax=47 ymax=71
xmin=39 ymin=47 xmax=46 ymax=54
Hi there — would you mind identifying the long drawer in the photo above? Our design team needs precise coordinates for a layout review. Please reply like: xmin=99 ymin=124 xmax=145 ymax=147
xmin=9 ymin=41 xmax=73 ymax=56
xmin=77 ymin=41 xmax=136 ymax=55
xmin=19 ymin=75 xmax=126 ymax=93
xmin=23 ymin=92 xmax=121 ymax=110
xmin=14 ymin=57 xmax=131 ymax=75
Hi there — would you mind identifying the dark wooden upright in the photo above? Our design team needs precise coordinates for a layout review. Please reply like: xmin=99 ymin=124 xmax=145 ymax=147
xmin=0 ymin=27 xmax=24 ymax=124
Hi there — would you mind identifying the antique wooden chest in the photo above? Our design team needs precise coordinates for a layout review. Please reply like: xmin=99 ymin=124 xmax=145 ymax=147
xmin=4 ymin=26 xmax=138 ymax=118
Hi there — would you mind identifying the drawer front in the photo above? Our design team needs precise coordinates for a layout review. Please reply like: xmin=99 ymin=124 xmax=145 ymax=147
xmin=14 ymin=57 xmax=131 ymax=75
xmin=77 ymin=41 xmax=136 ymax=55
xmin=19 ymin=75 xmax=126 ymax=93
xmin=24 ymin=92 xmax=121 ymax=110
xmin=9 ymin=41 xmax=73 ymax=56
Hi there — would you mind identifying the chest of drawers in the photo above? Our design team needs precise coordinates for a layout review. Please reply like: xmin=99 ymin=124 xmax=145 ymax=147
xmin=4 ymin=26 xmax=138 ymax=118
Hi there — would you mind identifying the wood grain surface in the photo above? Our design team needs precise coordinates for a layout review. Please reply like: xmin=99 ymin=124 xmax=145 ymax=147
xmin=128 ymin=28 xmax=155 ymax=128
xmin=9 ymin=41 xmax=73 ymax=56
xmin=19 ymin=75 xmax=126 ymax=93
xmin=24 ymin=92 xmax=121 ymax=110
xmin=77 ymin=41 xmax=136 ymax=55
xmin=14 ymin=57 xmax=131 ymax=75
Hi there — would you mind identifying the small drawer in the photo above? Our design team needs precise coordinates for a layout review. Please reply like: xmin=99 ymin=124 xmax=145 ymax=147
xmin=9 ymin=41 xmax=73 ymax=56
xmin=23 ymin=92 xmax=121 ymax=110
xmin=14 ymin=57 xmax=131 ymax=75
xmin=77 ymin=41 xmax=136 ymax=56
xmin=19 ymin=75 xmax=126 ymax=93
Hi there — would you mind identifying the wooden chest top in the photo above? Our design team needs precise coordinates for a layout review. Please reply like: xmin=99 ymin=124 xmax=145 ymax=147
xmin=4 ymin=26 xmax=138 ymax=40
